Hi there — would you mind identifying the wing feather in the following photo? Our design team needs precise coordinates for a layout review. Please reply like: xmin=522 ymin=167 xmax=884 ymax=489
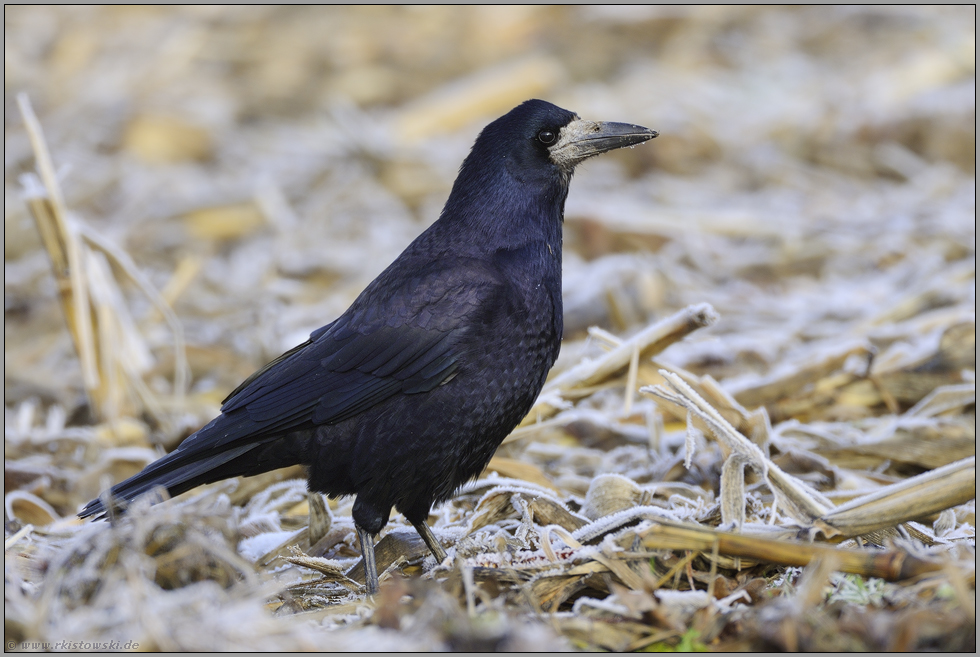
xmin=213 ymin=260 xmax=503 ymax=438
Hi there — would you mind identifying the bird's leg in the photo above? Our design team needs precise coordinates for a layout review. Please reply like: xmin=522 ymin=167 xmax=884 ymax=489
xmin=412 ymin=520 xmax=448 ymax=564
xmin=355 ymin=524 xmax=380 ymax=595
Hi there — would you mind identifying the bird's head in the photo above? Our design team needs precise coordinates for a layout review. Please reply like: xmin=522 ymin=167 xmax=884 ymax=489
xmin=436 ymin=100 xmax=657 ymax=245
xmin=465 ymin=99 xmax=658 ymax=186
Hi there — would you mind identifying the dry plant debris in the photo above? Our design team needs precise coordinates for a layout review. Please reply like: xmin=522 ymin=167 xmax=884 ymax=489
xmin=5 ymin=6 xmax=976 ymax=652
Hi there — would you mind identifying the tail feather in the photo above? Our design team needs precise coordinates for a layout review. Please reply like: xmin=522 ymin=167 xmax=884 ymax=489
xmin=78 ymin=442 xmax=260 ymax=519
xmin=79 ymin=414 xmax=312 ymax=520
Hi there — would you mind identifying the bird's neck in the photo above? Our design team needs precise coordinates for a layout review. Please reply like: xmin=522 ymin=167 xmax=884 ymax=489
xmin=434 ymin=169 xmax=568 ymax=256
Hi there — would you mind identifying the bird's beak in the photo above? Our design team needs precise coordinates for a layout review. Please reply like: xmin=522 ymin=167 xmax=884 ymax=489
xmin=550 ymin=119 xmax=658 ymax=170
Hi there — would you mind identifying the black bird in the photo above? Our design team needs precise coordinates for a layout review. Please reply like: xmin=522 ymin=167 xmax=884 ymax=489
xmin=80 ymin=99 xmax=657 ymax=594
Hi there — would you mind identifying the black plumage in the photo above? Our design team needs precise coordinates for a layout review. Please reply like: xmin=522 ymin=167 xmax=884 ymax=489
xmin=80 ymin=99 xmax=657 ymax=593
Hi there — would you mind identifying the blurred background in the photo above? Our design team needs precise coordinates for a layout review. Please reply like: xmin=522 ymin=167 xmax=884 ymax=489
xmin=4 ymin=6 xmax=975 ymax=651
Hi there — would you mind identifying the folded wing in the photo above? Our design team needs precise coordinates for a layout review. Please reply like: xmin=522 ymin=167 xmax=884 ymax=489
xmin=79 ymin=261 xmax=501 ymax=518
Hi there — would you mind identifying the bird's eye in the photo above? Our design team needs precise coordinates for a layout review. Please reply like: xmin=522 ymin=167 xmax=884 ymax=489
xmin=537 ymin=130 xmax=557 ymax=145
